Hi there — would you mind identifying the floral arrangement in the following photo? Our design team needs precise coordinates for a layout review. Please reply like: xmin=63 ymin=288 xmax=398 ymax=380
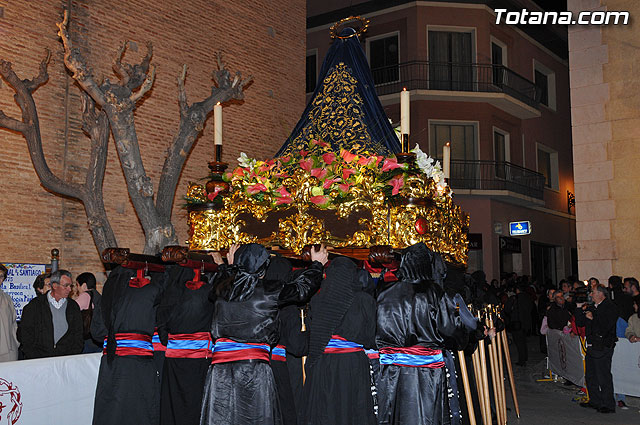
xmin=186 ymin=139 xmax=450 ymax=209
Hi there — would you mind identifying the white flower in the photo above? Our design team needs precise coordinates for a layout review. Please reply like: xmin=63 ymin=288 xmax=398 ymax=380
xmin=237 ymin=152 xmax=256 ymax=168
xmin=411 ymin=144 xmax=435 ymax=175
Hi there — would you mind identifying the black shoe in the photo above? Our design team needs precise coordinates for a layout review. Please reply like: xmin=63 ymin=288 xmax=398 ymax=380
xmin=580 ymin=402 xmax=597 ymax=409
xmin=598 ymin=407 xmax=615 ymax=413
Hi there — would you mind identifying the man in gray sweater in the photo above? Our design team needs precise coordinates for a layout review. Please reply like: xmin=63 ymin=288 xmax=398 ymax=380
xmin=20 ymin=270 xmax=83 ymax=359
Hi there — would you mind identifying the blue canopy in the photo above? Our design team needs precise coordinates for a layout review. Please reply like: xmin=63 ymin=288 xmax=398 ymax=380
xmin=276 ymin=28 xmax=401 ymax=158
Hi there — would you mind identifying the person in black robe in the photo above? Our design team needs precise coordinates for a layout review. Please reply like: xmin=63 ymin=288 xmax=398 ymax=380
xmin=301 ymin=256 xmax=377 ymax=425
xmin=91 ymin=266 xmax=168 ymax=425
xmin=157 ymin=264 xmax=217 ymax=425
xmin=376 ymin=242 xmax=466 ymax=425
xmin=200 ymin=243 xmax=325 ymax=425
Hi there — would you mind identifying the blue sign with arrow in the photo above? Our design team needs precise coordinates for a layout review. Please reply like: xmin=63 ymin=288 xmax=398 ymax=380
xmin=509 ymin=221 xmax=531 ymax=236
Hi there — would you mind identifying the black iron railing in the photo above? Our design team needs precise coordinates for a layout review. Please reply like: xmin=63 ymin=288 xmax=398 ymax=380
xmin=444 ymin=159 xmax=546 ymax=200
xmin=371 ymin=61 xmax=539 ymax=109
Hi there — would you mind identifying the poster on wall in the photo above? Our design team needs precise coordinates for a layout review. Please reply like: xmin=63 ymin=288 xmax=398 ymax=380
xmin=0 ymin=263 xmax=46 ymax=320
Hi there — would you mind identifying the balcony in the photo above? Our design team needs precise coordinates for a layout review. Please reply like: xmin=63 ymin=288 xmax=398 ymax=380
xmin=373 ymin=62 xmax=541 ymax=119
xmin=446 ymin=159 xmax=546 ymax=204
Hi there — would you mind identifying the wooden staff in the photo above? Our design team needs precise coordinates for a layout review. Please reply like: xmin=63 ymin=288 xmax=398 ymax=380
xmin=495 ymin=318 xmax=507 ymax=424
xmin=487 ymin=314 xmax=503 ymax=425
xmin=301 ymin=308 xmax=307 ymax=384
xmin=471 ymin=346 xmax=488 ymax=425
xmin=457 ymin=350 xmax=477 ymax=425
xmin=500 ymin=329 xmax=520 ymax=418
xmin=477 ymin=318 xmax=492 ymax=425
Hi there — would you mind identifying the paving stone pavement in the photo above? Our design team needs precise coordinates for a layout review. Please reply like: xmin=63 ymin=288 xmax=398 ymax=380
xmin=497 ymin=336 xmax=639 ymax=425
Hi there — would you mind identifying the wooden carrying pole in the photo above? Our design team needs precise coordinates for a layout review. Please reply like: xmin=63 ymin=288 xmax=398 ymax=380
xmin=500 ymin=330 xmax=520 ymax=418
xmin=477 ymin=324 xmax=492 ymax=425
xmin=495 ymin=322 xmax=507 ymax=424
xmin=457 ymin=350 xmax=477 ymax=425
xmin=487 ymin=315 xmax=504 ymax=425
xmin=301 ymin=308 xmax=307 ymax=384
xmin=471 ymin=347 xmax=488 ymax=425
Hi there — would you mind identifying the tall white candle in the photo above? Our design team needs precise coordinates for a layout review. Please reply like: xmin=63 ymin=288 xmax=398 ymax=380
xmin=400 ymin=88 xmax=410 ymax=135
xmin=443 ymin=142 xmax=451 ymax=179
xmin=214 ymin=102 xmax=222 ymax=146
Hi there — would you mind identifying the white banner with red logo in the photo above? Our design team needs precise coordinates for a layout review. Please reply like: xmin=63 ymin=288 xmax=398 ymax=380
xmin=546 ymin=329 xmax=585 ymax=387
xmin=0 ymin=263 xmax=45 ymax=321
xmin=612 ymin=338 xmax=640 ymax=397
xmin=0 ymin=353 xmax=100 ymax=425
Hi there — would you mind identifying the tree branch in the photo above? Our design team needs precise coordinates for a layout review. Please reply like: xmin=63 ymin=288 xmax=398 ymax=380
xmin=130 ymin=63 xmax=155 ymax=103
xmin=112 ymin=41 xmax=131 ymax=87
xmin=24 ymin=49 xmax=50 ymax=93
xmin=0 ymin=109 xmax=27 ymax=132
xmin=57 ymin=10 xmax=107 ymax=106
xmin=177 ymin=64 xmax=188 ymax=117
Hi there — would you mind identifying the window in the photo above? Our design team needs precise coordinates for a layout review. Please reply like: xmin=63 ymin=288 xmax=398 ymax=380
xmin=533 ymin=60 xmax=556 ymax=109
xmin=306 ymin=52 xmax=317 ymax=94
xmin=430 ymin=122 xmax=477 ymax=161
xmin=493 ymin=129 xmax=509 ymax=178
xmin=428 ymin=30 xmax=473 ymax=90
xmin=368 ymin=33 xmax=399 ymax=85
xmin=537 ymin=144 xmax=559 ymax=190
xmin=491 ymin=38 xmax=507 ymax=86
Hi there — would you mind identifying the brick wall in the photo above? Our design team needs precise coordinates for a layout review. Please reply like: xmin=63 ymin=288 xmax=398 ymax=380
xmin=0 ymin=0 xmax=306 ymax=284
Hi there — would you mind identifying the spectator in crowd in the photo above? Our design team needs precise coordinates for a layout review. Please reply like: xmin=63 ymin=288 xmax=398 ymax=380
xmin=626 ymin=295 xmax=640 ymax=343
xmin=538 ymin=289 xmax=555 ymax=353
xmin=19 ymin=269 xmax=83 ymax=359
xmin=32 ymin=272 xmax=51 ymax=296
xmin=577 ymin=285 xmax=619 ymax=414
xmin=75 ymin=272 xmax=102 ymax=353
xmin=623 ymin=277 xmax=639 ymax=297
xmin=608 ymin=275 xmax=634 ymax=321
xmin=505 ymin=284 xmax=534 ymax=366
xmin=588 ymin=277 xmax=600 ymax=293
xmin=547 ymin=291 xmax=572 ymax=331
xmin=0 ymin=264 xmax=19 ymax=362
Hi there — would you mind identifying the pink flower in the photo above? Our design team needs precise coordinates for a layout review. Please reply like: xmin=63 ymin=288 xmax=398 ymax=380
xmin=357 ymin=156 xmax=373 ymax=166
xmin=275 ymin=196 xmax=293 ymax=205
xmin=310 ymin=195 xmax=330 ymax=206
xmin=223 ymin=172 xmax=233 ymax=181
xmin=312 ymin=139 xmax=329 ymax=148
xmin=310 ymin=168 xmax=328 ymax=180
xmin=300 ymin=158 xmax=314 ymax=172
xmin=275 ymin=186 xmax=291 ymax=197
xmin=258 ymin=164 xmax=271 ymax=173
xmin=322 ymin=152 xmax=336 ymax=165
xmin=246 ymin=183 xmax=268 ymax=195
xmin=342 ymin=168 xmax=356 ymax=180
xmin=280 ymin=155 xmax=292 ymax=164
xmin=340 ymin=149 xmax=358 ymax=163
xmin=381 ymin=157 xmax=403 ymax=172
xmin=323 ymin=178 xmax=340 ymax=189
xmin=207 ymin=187 xmax=223 ymax=201
xmin=300 ymin=150 xmax=309 ymax=157
xmin=338 ymin=183 xmax=351 ymax=193
xmin=388 ymin=175 xmax=405 ymax=196
xmin=233 ymin=168 xmax=245 ymax=177
xmin=374 ymin=155 xmax=384 ymax=166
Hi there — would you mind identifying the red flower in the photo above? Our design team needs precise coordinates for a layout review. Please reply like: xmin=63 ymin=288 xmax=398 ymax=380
xmin=357 ymin=156 xmax=373 ymax=166
xmin=381 ymin=157 xmax=403 ymax=172
xmin=340 ymin=149 xmax=358 ymax=163
xmin=338 ymin=183 xmax=351 ymax=193
xmin=310 ymin=168 xmax=328 ymax=180
xmin=246 ymin=183 xmax=268 ymax=195
xmin=275 ymin=186 xmax=291 ymax=197
xmin=233 ymin=168 xmax=245 ymax=177
xmin=388 ymin=175 xmax=405 ymax=196
xmin=323 ymin=178 xmax=340 ymax=189
xmin=310 ymin=195 xmax=330 ymax=206
xmin=322 ymin=152 xmax=336 ymax=165
xmin=342 ymin=168 xmax=356 ymax=180
xmin=374 ymin=155 xmax=384 ymax=166
xmin=312 ymin=139 xmax=329 ymax=148
xmin=207 ymin=187 xmax=223 ymax=201
xmin=300 ymin=150 xmax=309 ymax=157
xmin=280 ymin=155 xmax=292 ymax=164
xmin=275 ymin=196 xmax=293 ymax=205
xmin=300 ymin=158 xmax=314 ymax=172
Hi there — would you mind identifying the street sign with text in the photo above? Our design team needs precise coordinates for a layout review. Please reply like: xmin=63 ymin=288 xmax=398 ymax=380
xmin=509 ymin=221 xmax=531 ymax=236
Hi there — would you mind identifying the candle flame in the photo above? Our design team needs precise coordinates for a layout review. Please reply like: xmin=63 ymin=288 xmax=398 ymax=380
xmin=216 ymin=102 xmax=221 ymax=106
xmin=446 ymin=142 xmax=450 ymax=147
xmin=402 ymin=87 xmax=407 ymax=91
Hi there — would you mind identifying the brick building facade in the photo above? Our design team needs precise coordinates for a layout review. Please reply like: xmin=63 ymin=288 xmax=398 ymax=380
xmin=0 ymin=0 xmax=306 ymax=282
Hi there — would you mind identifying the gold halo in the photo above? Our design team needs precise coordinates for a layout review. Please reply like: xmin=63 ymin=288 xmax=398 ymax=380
xmin=330 ymin=16 xmax=370 ymax=39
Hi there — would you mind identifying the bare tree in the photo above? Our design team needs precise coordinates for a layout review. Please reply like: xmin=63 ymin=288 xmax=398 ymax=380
xmin=0 ymin=51 xmax=116 ymax=252
xmin=0 ymin=10 xmax=251 ymax=256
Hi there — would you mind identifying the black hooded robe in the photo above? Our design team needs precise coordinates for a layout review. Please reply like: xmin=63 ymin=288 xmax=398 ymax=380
xmin=199 ymin=244 xmax=322 ymax=425
xmin=158 ymin=266 xmax=215 ymax=425
xmin=376 ymin=243 xmax=465 ymax=425
xmin=301 ymin=257 xmax=377 ymax=425
xmin=91 ymin=266 xmax=168 ymax=425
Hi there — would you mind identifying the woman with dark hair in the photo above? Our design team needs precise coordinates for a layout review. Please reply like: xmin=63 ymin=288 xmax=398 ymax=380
xmin=200 ymin=243 xmax=326 ymax=425
xmin=625 ymin=295 xmax=640 ymax=343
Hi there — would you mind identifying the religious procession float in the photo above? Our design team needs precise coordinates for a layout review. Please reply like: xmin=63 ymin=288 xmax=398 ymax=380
xmin=183 ymin=18 xmax=469 ymax=266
